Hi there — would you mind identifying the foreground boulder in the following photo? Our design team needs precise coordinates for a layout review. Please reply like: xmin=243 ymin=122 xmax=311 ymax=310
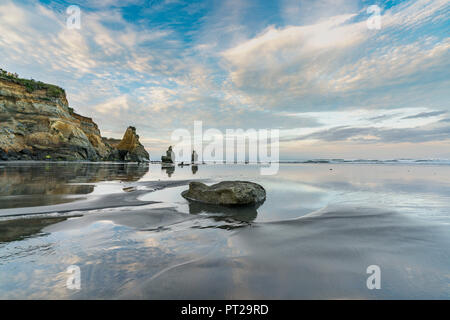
xmin=181 ymin=181 xmax=266 ymax=206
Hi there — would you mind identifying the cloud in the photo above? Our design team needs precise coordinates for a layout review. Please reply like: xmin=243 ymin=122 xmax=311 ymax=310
xmin=220 ymin=0 xmax=450 ymax=112
xmin=95 ymin=95 xmax=130 ymax=116
xmin=222 ymin=14 xmax=367 ymax=93
xmin=284 ymin=121 xmax=450 ymax=144
xmin=0 ymin=0 xmax=448 ymax=159
xmin=402 ymin=111 xmax=447 ymax=120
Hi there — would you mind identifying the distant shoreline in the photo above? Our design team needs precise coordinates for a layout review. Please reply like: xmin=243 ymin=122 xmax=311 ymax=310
xmin=1 ymin=159 xmax=449 ymax=165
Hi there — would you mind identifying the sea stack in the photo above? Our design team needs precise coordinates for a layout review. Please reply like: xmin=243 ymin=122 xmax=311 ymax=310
xmin=162 ymin=146 xmax=175 ymax=164
xmin=191 ymin=150 xmax=199 ymax=164
xmin=106 ymin=126 xmax=150 ymax=162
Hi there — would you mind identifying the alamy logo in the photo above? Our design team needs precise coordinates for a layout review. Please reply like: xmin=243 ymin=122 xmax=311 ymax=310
xmin=66 ymin=265 xmax=81 ymax=290
xmin=171 ymin=121 xmax=280 ymax=175
xmin=367 ymin=5 xmax=382 ymax=30
xmin=66 ymin=5 xmax=81 ymax=30
xmin=366 ymin=265 xmax=381 ymax=290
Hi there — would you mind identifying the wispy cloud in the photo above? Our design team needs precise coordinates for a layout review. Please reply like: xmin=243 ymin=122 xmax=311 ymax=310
xmin=402 ymin=111 xmax=447 ymax=120
xmin=220 ymin=1 xmax=449 ymax=112
xmin=290 ymin=122 xmax=450 ymax=144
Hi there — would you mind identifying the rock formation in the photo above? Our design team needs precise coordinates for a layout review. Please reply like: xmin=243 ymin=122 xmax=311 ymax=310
xmin=181 ymin=181 xmax=266 ymax=206
xmin=0 ymin=70 xmax=149 ymax=162
xmin=191 ymin=150 xmax=198 ymax=164
xmin=161 ymin=146 xmax=175 ymax=163
xmin=106 ymin=126 xmax=149 ymax=162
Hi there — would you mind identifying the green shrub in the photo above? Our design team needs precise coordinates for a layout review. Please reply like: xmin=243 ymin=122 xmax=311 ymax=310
xmin=47 ymin=86 xmax=63 ymax=97
xmin=0 ymin=69 xmax=65 ymax=97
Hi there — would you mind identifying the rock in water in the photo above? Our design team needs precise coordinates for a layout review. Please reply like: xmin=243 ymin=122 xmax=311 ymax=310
xmin=191 ymin=150 xmax=198 ymax=164
xmin=108 ymin=126 xmax=149 ymax=162
xmin=161 ymin=146 xmax=175 ymax=163
xmin=181 ymin=181 xmax=266 ymax=206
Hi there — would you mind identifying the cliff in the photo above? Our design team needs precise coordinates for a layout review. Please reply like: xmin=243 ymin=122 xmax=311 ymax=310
xmin=0 ymin=70 xmax=149 ymax=162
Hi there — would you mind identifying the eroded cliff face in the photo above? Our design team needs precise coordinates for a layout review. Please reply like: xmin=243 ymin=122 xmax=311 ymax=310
xmin=0 ymin=76 xmax=149 ymax=162
xmin=0 ymin=78 xmax=109 ymax=161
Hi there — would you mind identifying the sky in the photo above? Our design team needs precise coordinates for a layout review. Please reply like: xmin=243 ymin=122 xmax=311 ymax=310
xmin=0 ymin=0 xmax=449 ymax=160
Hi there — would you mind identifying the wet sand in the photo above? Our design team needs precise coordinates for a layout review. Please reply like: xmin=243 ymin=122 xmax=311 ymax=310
xmin=0 ymin=162 xmax=449 ymax=299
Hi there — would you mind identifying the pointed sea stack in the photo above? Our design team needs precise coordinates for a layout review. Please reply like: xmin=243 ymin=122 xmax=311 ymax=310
xmin=106 ymin=126 xmax=150 ymax=162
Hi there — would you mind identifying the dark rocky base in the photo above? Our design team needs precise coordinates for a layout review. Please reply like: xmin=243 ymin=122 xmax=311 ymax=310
xmin=0 ymin=145 xmax=98 ymax=161
xmin=0 ymin=147 xmax=149 ymax=162
xmin=106 ymin=147 xmax=149 ymax=163
xmin=161 ymin=156 xmax=174 ymax=163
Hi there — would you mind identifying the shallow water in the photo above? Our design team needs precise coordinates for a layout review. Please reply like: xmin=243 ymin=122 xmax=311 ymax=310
xmin=0 ymin=162 xmax=449 ymax=299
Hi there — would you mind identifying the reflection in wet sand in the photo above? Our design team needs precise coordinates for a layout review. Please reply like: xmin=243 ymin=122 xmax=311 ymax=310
xmin=0 ymin=217 xmax=69 ymax=243
xmin=161 ymin=164 xmax=175 ymax=177
xmin=187 ymin=200 xmax=261 ymax=223
xmin=0 ymin=163 xmax=149 ymax=209
xmin=120 ymin=206 xmax=450 ymax=299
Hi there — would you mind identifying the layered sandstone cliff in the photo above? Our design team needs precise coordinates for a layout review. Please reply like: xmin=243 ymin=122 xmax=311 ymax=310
xmin=0 ymin=71 xmax=149 ymax=162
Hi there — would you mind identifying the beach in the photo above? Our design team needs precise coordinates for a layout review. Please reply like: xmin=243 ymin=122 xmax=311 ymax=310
xmin=0 ymin=162 xmax=449 ymax=299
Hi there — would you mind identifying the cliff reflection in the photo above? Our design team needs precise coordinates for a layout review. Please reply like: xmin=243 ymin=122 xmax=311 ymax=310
xmin=0 ymin=163 xmax=149 ymax=209
xmin=0 ymin=217 xmax=69 ymax=243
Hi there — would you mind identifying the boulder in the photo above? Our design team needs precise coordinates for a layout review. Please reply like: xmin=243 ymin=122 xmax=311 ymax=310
xmin=181 ymin=181 xmax=266 ymax=206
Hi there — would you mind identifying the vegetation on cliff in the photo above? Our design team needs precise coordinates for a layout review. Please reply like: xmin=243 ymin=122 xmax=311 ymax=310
xmin=0 ymin=68 xmax=65 ymax=98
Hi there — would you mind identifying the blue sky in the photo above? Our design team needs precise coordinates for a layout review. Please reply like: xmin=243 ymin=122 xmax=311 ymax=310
xmin=0 ymin=0 xmax=449 ymax=159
